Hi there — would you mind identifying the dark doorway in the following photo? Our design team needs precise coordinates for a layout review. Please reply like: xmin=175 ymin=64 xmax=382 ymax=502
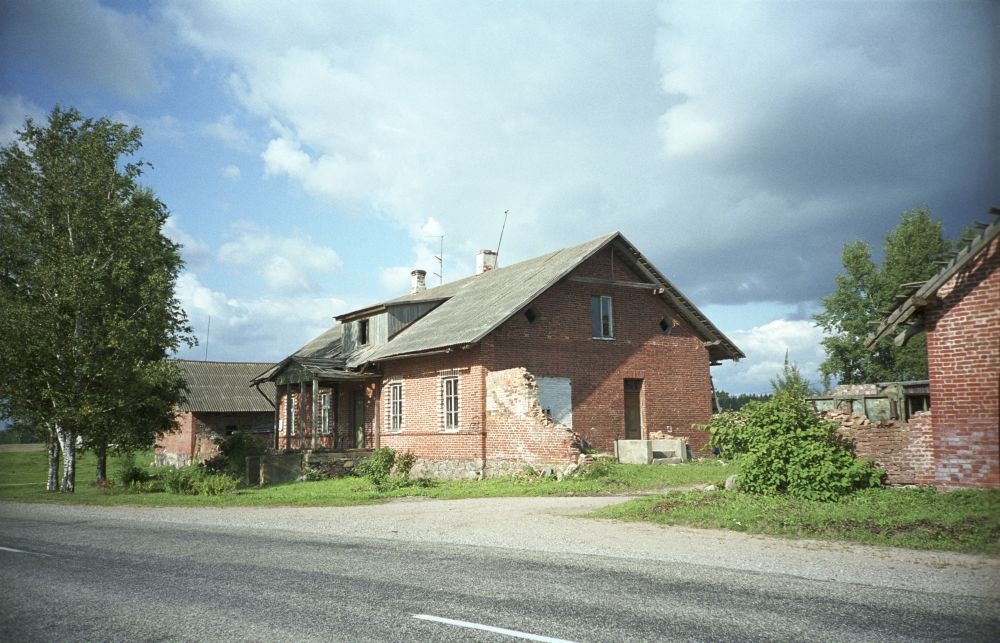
xmin=624 ymin=379 xmax=643 ymax=439
xmin=352 ymin=390 xmax=365 ymax=448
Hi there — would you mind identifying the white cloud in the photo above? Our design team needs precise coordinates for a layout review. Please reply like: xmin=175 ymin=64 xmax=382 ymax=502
xmin=712 ymin=319 xmax=827 ymax=394
xmin=163 ymin=216 xmax=212 ymax=267
xmin=217 ymin=221 xmax=343 ymax=293
xmin=0 ymin=94 xmax=45 ymax=146
xmin=203 ymin=114 xmax=252 ymax=151
xmin=221 ymin=164 xmax=241 ymax=180
xmin=174 ymin=272 xmax=345 ymax=361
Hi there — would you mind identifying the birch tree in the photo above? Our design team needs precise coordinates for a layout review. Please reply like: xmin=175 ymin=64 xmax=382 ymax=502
xmin=0 ymin=107 xmax=193 ymax=491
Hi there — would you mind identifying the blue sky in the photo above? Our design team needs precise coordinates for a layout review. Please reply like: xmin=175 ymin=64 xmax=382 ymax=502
xmin=1 ymin=0 xmax=996 ymax=393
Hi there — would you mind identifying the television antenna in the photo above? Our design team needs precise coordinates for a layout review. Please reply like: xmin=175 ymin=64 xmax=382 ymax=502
xmin=426 ymin=235 xmax=444 ymax=285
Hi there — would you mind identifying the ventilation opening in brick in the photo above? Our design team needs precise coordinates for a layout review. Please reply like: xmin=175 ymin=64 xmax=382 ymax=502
xmin=524 ymin=307 xmax=538 ymax=323
xmin=659 ymin=317 xmax=673 ymax=334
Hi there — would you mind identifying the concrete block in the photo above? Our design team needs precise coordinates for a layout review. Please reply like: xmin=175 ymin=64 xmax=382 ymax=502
xmin=616 ymin=440 xmax=653 ymax=464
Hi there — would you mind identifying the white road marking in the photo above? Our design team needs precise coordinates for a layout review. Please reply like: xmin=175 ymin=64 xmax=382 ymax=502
xmin=412 ymin=614 xmax=578 ymax=643
xmin=0 ymin=545 xmax=48 ymax=556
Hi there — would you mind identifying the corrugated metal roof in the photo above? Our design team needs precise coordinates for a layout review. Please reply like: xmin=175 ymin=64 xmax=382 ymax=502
xmin=174 ymin=360 xmax=276 ymax=412
xmin=262 ymin=231 xmax=743 ymax=381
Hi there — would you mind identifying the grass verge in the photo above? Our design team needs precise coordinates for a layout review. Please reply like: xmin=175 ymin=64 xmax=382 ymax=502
xmin=592 ymin=486 xmax=1000 ymax=555
xmin=0 ymin=444 xmax=733 ymax=507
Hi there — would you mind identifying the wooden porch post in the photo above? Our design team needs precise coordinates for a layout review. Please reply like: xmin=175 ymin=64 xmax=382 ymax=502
xmin=311 ymin=378 xmax=319 ymax=449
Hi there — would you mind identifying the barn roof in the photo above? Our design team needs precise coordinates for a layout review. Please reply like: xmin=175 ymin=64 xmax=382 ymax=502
xmin=174 ymin=360 xmax=276 ymax=412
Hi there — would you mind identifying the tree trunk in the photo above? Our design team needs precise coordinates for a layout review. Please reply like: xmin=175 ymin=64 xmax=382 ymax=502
xmin=47 ymin=425 xmax=60 ymax=492
xmin=57 ymin=423 xmax=77 ymax=493
xmin=95 ymin=441 xmax=107 ymax=484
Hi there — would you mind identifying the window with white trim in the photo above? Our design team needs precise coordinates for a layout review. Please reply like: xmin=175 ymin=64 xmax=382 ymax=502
xmin=591 ymin=295 xmax=613 ymax=339
xmin=389 ymin=382 xmax=403 ymax=432
xmin=442 ymin=376 xmax=459 ymax=430
xmin=320 ymin=392 xmax=331 ymax=434
xmin=289 ymin=392 xmax=298 ymax=436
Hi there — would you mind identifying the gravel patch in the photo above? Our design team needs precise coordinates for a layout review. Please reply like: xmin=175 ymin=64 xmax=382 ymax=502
xmin=3 ymin=496 xmax=997 ymax=599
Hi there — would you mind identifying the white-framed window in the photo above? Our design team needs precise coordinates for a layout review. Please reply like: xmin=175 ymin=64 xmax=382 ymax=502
xmin=320 ymin=392 xmax=331 ymax=434
xmin=442 ymin=376 xmax=459 ymax=431
xmin=389 ymin=382 xmax=403 ymax=432
xmin=591 ymin=295 xmax=613 ymax=339
xmin=289 ymin=392 xmax=298 ymax=436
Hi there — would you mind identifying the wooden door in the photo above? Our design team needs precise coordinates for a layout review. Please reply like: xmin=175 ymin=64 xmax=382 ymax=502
xmin=624 ymin=379 xmax=643 ymax=440
xmin=352 ymin=390 xmax=365 ymax=448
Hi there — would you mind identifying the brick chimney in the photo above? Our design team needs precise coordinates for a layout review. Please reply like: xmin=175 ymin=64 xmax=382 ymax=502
xmin=476 ymin=249 xmax=498 ymax=275
xmin=410 ymin=269 xmax=427 ymax=294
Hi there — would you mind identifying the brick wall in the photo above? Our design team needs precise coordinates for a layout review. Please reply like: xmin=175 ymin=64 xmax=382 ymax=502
xmin=924 ymin=234 xmax=999 ymax=489
xmin=378 ymin=348 xmax=487 ymax=463
xmin=484 ymin=367 xmax=579 ymax=468
xmin=155 ymin=410 xmax=272 ymax=466
xmin=482 ymin=246 xmax=714 ymax=453
xmin=835 ymin=411 xmax=935 ymax=485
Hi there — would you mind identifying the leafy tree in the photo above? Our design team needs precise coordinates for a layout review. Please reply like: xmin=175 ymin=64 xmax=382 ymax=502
xmin=815 ymin=207 xmax=949 ymax=386
xmin=0 ymin=107 xmax=193 ymax=492
xmin=770 ymin=351 xmax=815 ymax=397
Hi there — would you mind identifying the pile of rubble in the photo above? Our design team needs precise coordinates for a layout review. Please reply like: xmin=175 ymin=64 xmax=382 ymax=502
xmin=819 ymin=409 xmax=881 ymax=429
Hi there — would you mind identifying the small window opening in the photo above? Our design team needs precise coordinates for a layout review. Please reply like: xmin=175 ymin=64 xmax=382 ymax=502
xmin=524 ymin=308 xmax=538 ymax=323
xmin=358 ymin=319 xmax=369 ymax=345
xmin=659 ymin=317 xmax=673 ymax=334
xmin=591 ymin=295 xmax=613 ymax=339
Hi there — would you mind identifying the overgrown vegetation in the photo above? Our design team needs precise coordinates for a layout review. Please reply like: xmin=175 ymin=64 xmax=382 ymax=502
xmin=706 ymin=392 xmax=884 ymax=501
xmin=202 ymin=432 xmax=264 ymax=479
xmin=356 ymin=447 xmax=419 ymax=491
xmin=593 ymin=487 xmax=1000 ymax=555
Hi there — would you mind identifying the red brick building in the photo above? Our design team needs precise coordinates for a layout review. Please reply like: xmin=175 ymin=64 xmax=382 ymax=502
xmin=156 ymin=360 xmax=276 ymax=467
xmin=254 ymin=233 xmax=743 ymax=477
xmin=868 ymin=212 xmax=999 ymax=488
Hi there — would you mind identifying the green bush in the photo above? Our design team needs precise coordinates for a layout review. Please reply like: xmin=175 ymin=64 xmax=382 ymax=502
xmin=357 ymin=447 xmax=397 ymax=490
xmin=194 ymin=473 xmax=239 ymax=496
xmin=163 ymin=465 xmax=238 ymax=495
xmin=163 ymin=466 xmax=202 ymax=494
xmin=394 ymin=450 xmax=417 ymax=479
xmin=706 ymin=391 xmax=884 ymax=501
xmin=204 ymin=431 xmax=265 ymax=479
xmin=116 ymin=453 xmax=152 ymax=488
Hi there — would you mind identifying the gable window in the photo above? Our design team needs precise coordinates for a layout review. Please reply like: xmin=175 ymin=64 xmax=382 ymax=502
xmin=320 ymin=392 xmax=331 ymax=434
xmin=442 ymin=376 xmax=459 ymax=430
xmin=591 ymin=295 xmax=614 ymax=339
xmin=358 ymin=319 xmax=369 ymax=345
xmin=389 ymin=382 xmax=404 ymax=432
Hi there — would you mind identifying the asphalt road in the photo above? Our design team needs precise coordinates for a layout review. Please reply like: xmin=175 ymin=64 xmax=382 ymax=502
xmin=1 ymin=498 xmax=998 ymax=642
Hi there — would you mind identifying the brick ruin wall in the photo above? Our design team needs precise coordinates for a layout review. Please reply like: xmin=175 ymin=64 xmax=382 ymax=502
xmin=827 ymin=409 xmax=935 ymax=485
xmin=155 ymin=411 xmax=272 ymax=467
xmin=925 ymin=234 xmax=999 ymax=489
xmin=482 ymin=245 xmax=714 ymax=454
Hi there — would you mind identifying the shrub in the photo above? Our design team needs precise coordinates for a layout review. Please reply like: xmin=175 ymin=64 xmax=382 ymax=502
xmin=203 ymin=431 xmax=265 ymax=479
xmin=116 ymin=453 xmax=152 ymax=488
xmin=705 ymin=391 xmax=884 ymax=501
xmin=194 ymin=473 xmax=239 ymax=496
xmin=393 ymin=450 xmax=417 ymax=479
xmin=357 ymin=447 xmax=397 ymax=490
xmin=163 ymin=466 xmax=202 ymax=494
xmin=163 ymin=465 xmax=239 ymax=495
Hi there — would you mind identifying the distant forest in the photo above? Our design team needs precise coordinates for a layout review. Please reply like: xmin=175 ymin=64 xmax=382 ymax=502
xmin=714 ymin=391 xmax=772 ymax=411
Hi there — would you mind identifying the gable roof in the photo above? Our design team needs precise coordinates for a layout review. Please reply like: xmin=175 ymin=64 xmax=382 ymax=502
xmin=258 ymin=231 xmax=743 ymax=383
xmin=866 ymin=210 xmax=1000 ymax=348
xmin=174 ymin=360 xmax=276 ymax=413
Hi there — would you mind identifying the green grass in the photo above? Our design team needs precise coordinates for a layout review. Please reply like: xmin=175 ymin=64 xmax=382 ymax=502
xmin=0 ymin=444 xmax=733 ymax=507
xmin=593 ymin=486 xmax=1000 ymax=555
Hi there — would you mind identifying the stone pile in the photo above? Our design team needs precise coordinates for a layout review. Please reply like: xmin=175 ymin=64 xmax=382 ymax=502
xmin=819 ymin=410 xmax=876 ymax=429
